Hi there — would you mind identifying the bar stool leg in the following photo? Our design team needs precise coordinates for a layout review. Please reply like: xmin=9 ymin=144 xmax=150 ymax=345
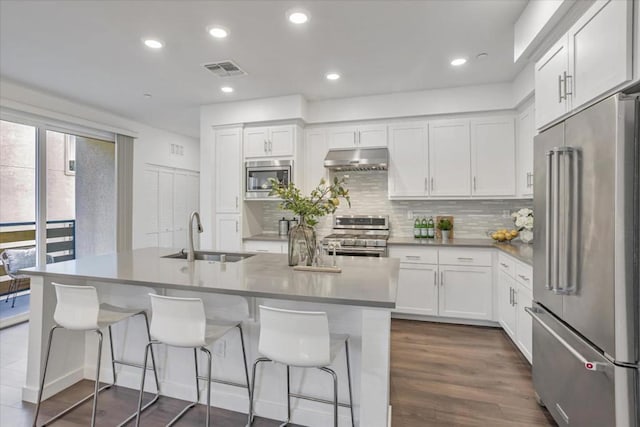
xmin=89 ymin=330 xmax=104 ymax=427
xmin=201 ymin=347 xmax=213 ymax=427
xmin=194 ymin=348 xmax=201 ymax=403
xmin=319 ymin=367 xmax=339 ymax=427
xmin=237 ymin=325 xmax=251 ymax=400
xmin=345 ymin=339 xmax=355 ymax=427
xmin=32 ymin=325 xmax=59 ymax=427
xmin=135 ymin=341 xmax=154 ymax=427
xmin=247 ymin=357 xmax=270 ymax=426
xmin=280 ymin=365 xmax=291 ymax=427
xmin=108 ymin=326 xmax=117 ymax=385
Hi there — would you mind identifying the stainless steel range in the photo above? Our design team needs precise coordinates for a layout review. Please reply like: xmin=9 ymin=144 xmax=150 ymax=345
xmin=322 ymin=215 xmax=389 ymax=257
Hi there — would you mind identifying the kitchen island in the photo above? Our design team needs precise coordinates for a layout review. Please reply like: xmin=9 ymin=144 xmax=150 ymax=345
xmin=21 ymin=248 xmax=399 ymax=427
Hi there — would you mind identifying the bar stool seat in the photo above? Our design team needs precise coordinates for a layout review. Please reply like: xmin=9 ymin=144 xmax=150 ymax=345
xmin=248 ymin=306 xmax=355 ymax=427
xmin=135 ymin=294 xmax=250 ymax=427
xmin=32 ymin=283 xmax=160 ymax=427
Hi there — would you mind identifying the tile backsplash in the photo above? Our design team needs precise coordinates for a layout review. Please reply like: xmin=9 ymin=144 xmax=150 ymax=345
xmin=262 ymin=171 xmax=532 ymax=239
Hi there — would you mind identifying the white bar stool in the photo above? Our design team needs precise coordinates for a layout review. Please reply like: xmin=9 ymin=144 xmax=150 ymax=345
xmin=248 ymin=305 xmax=355 ymax=427
xmin=32 ymin=283 xmax=160 ymax=427
xmin=135 ymin=293 xmax=251 ymax=427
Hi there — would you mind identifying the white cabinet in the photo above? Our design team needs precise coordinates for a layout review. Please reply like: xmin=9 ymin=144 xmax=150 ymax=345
xmin=517 ymin=104 xmax=535 ymax=197
xmin=243 ymin=239 xmax=286 ymax=254
xmin=216 ymin=214 xmax=242 ymax=252
xmin=428 ymin=120 xmax=471 ymax=197
xmin=215 ymin=128 xmax=242 ymax=213
xmin=568 ymin=0 xmax=633 ymax=109
xmin=304 ymin=129 xmax=328 ymax=193
xmin=388 ymin=123 xmax=429 ymax=198
xmin=328 ymin=124 xmax=387 ymax=149
xmin=470 ymin=117 xmax=516 ymax=197
xmin=535 ymin=0 xmax=634 ymax=129
xmin=173 ymin=172 xmax=200 ymax=248
xmin=535 ymin=36 xmax=570 ymax=129
xmin=438 ymin=265 xmax=493 ymax=321
xmin=497 ymin=253 xmax=533 ymax=363
xmin=395 ymin=263 xmax=438 ymax=316
xmin=244 ymin=125 xmax=295 ymax=158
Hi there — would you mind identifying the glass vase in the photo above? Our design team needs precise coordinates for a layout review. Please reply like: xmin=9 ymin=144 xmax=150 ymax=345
xmin=287 ymin=220 xmax=317 ymax=267
xmin=520 ymin=229 xmax=533 ymax=244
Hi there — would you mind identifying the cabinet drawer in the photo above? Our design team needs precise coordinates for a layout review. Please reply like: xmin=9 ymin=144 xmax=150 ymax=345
xmin=515 ymin=262 xmax=533 ymax=290
xmin=388 ymin=246 xmax=437 ymax=264
xmin=498 ymin=252 xmax=516 ymax=277
xmin=438 ymin=248 xmax=492 ymax=266
xmin=243 ymin=240 xmax=284 ymax=254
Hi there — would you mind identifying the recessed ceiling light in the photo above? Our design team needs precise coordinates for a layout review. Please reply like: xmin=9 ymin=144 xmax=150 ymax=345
xmin=220 ymin=86 xmax=234 ymax=93
xmin=287 ymin=9 xmax=310 ymax=24
xmin=326 ymin=73 xmax=341 ymax=81
xmin=450 ymin=58 xmax=467 ymax=66
xmin=208 ymin=26 xmax=229 ymax=38
xmin=143 ymin=39 xmax=163 ymax=49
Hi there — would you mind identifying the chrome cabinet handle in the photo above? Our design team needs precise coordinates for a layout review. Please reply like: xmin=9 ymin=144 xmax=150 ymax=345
xmin=558 ymin=74 xmax=564 ymax=102
xmin=430 ymin=177 xmax=434 ymax=191
xmin=513 ymin=289 xmax=517 ymax=306
xmin=440 ymin=271 xmax=444 ymax=286
xmin=500 ymin=262 xmax=509 ymax=268
xmin=457 ymin=257 xmax=473 ymax=261
xmin=564 ymin=72 xmax=573 ymax=97
xmin=434 ymin=270 xmax=437 ymax=286
xmin=255 ymin=249 xmax=269 ymax=252
xmin=526 ymin=307 xmax=607 ymax=372
xmin=473 ymin=176 xmax=477 ymax=192
xmin=424 ymin=178 xmax=428 ymax=191
xmin=268 ymin=140 xmax=272 ymax=152
xmin=235 ymin=196 xmax=239 ymax=209
xmin=235 ymin=221 xmax=239 ymax=232
xmin=405 ymin=255 xmax=421 ymax=260
xmin=518 ymin=274 xmax=530 ymax=282
xmin=509 ymin=287 xmax=513 ymax=305
xmin=264 ymin=140 xmax=267 ymax=153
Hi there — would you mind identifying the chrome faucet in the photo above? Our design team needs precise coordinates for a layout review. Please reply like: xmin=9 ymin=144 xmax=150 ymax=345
xmin=188 ymin=211 xmax=203 ymax=262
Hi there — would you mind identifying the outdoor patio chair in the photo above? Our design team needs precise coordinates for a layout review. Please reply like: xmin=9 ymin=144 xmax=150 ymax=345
xmin=0 ymin=248 xmax=52 ymax=308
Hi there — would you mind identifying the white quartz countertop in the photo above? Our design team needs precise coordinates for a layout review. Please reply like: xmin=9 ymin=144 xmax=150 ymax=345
xmin=20 ymin=247 xmax=399 ymax=308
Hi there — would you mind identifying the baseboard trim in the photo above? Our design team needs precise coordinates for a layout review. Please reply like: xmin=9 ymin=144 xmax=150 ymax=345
xmin=22 ymin=367 xmax=85 ymax=403
xmin=391 ymin=313 xmax=500 ymax=328
xmin=0 ymin=312 xmax=29 ymax=329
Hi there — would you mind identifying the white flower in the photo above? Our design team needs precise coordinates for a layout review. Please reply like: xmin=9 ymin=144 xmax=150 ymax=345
xmin=511 ymin=212 xmax=518 ymax=218
xmin=525 ymin=216 xmax=534 ymax=230
xmin=519 ymin=208 xmax=532 ymax=216
xmin=515 ymin=217 xmax=526 ymax=227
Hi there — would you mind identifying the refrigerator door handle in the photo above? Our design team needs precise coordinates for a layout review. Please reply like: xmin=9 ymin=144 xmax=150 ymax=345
xmin=526 ymin=307 xmax=607 ymax=372
xmin=545 ymin=150 xmax=555 ymax=290
xmin=553 ymin=147 xmax=577 ymax=295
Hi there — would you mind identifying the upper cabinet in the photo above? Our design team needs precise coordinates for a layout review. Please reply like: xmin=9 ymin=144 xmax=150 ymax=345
xmin=470 ymin=117 xmax=516 ymax=197
xmin=517 ymin=104 xmax=535 ymax=198
xmin=535 ymin=0 xmax=634 ymax=129
xmin=244 ymin=125 xmax=295 ymax=158
xmin=388 ymin=123 xmax=429 ymax=198
xmin=328 ymin=124 xmax=387 ymax=149
xmin=428 ymin=120 xmax=471 ymax=197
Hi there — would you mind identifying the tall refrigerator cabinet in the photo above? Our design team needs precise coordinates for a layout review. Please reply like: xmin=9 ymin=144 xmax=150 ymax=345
xmin=530 ymin=93 xmax=639 ymax=427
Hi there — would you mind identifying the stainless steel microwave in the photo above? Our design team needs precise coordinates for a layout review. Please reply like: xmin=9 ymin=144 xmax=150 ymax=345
xmin=245 ymin=160 xmax=293 ymax=199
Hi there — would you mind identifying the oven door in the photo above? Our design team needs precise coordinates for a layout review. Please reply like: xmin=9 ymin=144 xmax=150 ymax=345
xmin=325 ymin=246 xmax=387 ymax=257
xmin=245 ymin=160 xmax=292 ymax=199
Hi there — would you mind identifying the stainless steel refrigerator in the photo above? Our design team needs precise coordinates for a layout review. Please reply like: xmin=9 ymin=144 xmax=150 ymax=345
xmin=530 ymin=93 xmax=639 ymax=427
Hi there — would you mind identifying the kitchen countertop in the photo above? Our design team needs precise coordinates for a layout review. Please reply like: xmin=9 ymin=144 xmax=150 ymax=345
xmin=388 ymin=237 xmax=533 ymax=265
xmin=243 ymin=233 xmax=288 ymax=242
xmin=20 ymin=247 xmax=399 ymax=308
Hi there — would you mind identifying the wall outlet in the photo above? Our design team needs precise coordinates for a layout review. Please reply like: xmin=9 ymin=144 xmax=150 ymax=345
xmin=213 ymin=339 xmax=226 ymax=357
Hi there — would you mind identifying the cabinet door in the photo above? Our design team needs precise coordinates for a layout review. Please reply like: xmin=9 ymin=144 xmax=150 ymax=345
xmin=358 ymin=124 xmax=388 ymax=148
xmin=143 ymin=169 xmax=159 ymax=235
xmin=216 ymin=214 xmax=241 ymax=251
xmin=172 ymin=172 xmax=189 ymax=248
xmin=438 ymin=266 xmax=492 ymax=320
xmin=471 ymin=117 xmax=516 ymax=197
xmin=158 ymin=170 xmax=174 ymax=234
xmin=517 ymin=105 xmax=535 ymax=197
xmin=515 ymin=282 xmax=533 ymax=363
xmin=568 ymin=0 xmax=633 ymax=109
xmin=388 ymin=123 xmax=428 ymax=198
xmin=394 ymin=263 xmax=438 ymax=316
xmin=535 ymin=35 xmax=569 ymax=129
xmin=328 ymin=127 xmax=357 ymax=149
xmin=428 ymin=120 xmax=471 ymax=196
xmin=215 ymin=128 xmax=242 ymax=213
xmin=269 ymin=125 xmax=295 ymax=157
xmin=498 ymin=270 xmax=517 ymax=339
xmin=244 ymin=127 xmax=269 ymax=158
xmin=304 ymin=129 xmax=328 ymax=193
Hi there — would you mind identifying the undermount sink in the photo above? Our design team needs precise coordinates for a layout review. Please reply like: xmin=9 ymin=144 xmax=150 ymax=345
xmin=162 ymin=250 xmax=254 ymax=263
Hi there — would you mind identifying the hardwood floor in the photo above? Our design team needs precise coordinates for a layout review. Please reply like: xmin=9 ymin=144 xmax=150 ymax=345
xmin=390 ymin=320 xmax=556 ymax=427
xmin=2 ymin=320 xmax=555 ymax=426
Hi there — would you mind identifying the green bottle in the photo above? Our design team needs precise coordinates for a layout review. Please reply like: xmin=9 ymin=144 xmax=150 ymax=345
xmin=413 ymin=218 xmax=421 ymax=238
xmin=427 ymin=217 xmax=435 ymax=238
xmin=420 ymin=217 xmax=428 ymax=238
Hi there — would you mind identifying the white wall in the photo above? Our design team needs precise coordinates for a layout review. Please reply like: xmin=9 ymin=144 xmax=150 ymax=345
xmin=512 ymin=62 xmax=535 ymax=108
xmin=199 ymin=94 xmax=307 ymax=127
xmin=0 ymin=79 xmax=199 ymax=250
xmin=514 ymin=0 xmax=569 ymax=62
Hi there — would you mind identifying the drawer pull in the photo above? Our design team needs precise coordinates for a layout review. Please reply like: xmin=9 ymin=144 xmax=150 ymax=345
xmin=255 ymin=249 xmax=269 ymax=252
xmin=457 ymin=257 xmax=474 ymax=261
xmin=518 ymin=274 xmax=530 ymax=281
xmin=500 ymin=262 xmax=509 ymax=268
xmin=405 ymin=255 xmax=421 ymax=260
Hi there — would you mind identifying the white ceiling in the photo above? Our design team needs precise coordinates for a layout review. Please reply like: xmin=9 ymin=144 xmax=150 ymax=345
xmin=0 ymin=0 xmax=528 ymax=138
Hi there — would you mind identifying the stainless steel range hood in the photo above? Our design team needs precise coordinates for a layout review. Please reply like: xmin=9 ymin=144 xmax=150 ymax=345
xmin=323 ymin=147 xmax=388 ymax=171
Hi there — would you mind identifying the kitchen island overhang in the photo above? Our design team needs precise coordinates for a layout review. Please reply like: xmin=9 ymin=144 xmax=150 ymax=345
xmin=21 ymin=248 xmax=399 ymax=427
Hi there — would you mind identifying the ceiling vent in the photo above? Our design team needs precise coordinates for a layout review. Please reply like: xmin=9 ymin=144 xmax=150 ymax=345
xmin=203 ymin=60 xmax=247 ymax=77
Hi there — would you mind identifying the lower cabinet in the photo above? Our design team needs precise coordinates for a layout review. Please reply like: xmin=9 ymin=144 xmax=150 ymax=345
xmin=395 ymin=263 xmax=438 ymax=316
xmin=438 ymin=265 xmax=493 ymax=321
xmin=497 ymin=254 xmax=533 ymax=363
